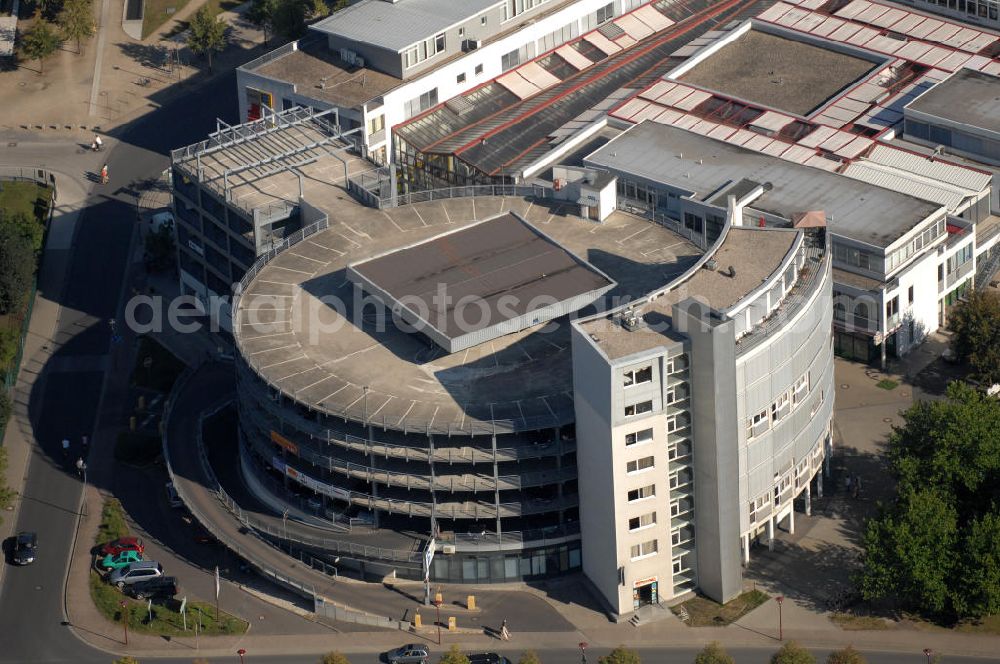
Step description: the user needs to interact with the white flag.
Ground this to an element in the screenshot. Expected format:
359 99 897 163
214 566 220 601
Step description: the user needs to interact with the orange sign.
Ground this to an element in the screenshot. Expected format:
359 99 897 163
270 431 299 456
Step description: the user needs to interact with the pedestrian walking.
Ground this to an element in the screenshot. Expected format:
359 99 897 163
100 164 109 184
91 135 103 152
500 619 510 641
854 475 862 498
844 472 852 492
75 457 84 477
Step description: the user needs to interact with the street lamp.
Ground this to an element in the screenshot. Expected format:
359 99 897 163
923 648 933 664
237 647 247 663
433 597 442 645
775 595 784 641
579 641 588 664
119 600 128 645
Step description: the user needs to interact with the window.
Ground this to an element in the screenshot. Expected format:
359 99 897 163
908 286 914 305
475 63 484 75
434 33 446 52
628 512 656 531
366 114 384 136
623 366 652 387
501 48 520 72
403 88 439 119
624 401 652 417
630 539 658 560
404 34 447 69
459 27 465 36
792 373 809 406
627 484 655 502
747 409 769 439
683 212 703 233
625 428 653 446
810 390 825 418
626 456 655 474
481 16 487 25
456 72 466 84
771 393 790 422
596 2 614 23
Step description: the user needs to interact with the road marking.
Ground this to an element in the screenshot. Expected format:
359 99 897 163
382 211 405 233
248 343 298 356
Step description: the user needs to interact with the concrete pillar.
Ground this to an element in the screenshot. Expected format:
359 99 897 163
767 516 775 551
788 503 795 535
816 470 823 498
805 483 812 517
742 533 750 566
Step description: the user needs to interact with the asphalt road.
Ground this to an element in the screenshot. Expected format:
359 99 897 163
0 73 238 664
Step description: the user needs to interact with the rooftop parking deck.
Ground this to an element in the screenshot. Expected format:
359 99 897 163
234 196 701 433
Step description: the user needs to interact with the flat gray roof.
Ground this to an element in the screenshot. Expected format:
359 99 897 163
348 212 614 348
679 28 882 116
578 227 799 360
311 0 498 52
585 121 942 248
905 68 1000 135
235 196 701 433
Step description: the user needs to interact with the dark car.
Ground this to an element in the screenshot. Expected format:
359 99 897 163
468 654 512 664
12 532 37 565
387 644 431 664
124 576 179 600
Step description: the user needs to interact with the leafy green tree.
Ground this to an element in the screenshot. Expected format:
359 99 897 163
694 642 735 664
319 653 351 664
826 646 867 664
143 218 175 273
0 223 36 315
246 0 277 44
3 211 45 254
438 645 470 664
859 381 1000 618
517 652 542 664
57 0 94 54
770 642 815 664
949 290 1000 385
0 328 18 372
271 0 328 40
187 7 227 71
598 646 641 664
20 14 64 74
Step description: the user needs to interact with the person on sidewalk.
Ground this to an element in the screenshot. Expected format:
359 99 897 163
91 135 103 152
100 164 108 184
500 619 510 641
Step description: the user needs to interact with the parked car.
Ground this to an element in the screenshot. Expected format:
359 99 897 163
468 655 512 664
387 644 431 664
109 561 164 588
99 536 145 557
124 576 178 600
101 549 143 570
12 532 37 565
165 482 183 508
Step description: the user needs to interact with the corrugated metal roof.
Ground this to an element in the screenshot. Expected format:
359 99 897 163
841 161 968 211
865 144 992 191
311 0 498 52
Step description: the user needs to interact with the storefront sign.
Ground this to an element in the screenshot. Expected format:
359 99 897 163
270 430 299 456
271 456 350 501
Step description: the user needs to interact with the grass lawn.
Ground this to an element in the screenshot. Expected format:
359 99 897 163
95 498 130 546
142 0 193 38
90 571 248 636
132 336 185 393
672 589 770 626
154 0 242 38
905 613 1000 636
114 430 162 465
0 181 50 223
876 378 899 390
830 612 894 630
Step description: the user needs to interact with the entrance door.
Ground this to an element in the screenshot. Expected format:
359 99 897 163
633 580 658 609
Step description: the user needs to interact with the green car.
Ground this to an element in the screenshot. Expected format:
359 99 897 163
101 549 143 570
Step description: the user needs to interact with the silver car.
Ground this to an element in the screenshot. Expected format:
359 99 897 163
108 561 163 588
387 644 431 663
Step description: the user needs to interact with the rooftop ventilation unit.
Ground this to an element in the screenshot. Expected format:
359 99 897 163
621 309 644 331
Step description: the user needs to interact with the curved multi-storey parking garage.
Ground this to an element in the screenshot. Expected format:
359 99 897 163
233 195 704 584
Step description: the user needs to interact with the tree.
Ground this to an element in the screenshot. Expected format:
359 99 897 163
826 646 867 664
20 14 63 74
187 7 227 71
57 0 95 54
859 381 1000 619
319 653 351 664
3 210 45 254
144 218 176 273
517 652 542 664
694 642 735 664
0 223 36 315
770 642 815 664
113 657 140 664
949 290 1000 385
246 0 277 44
270 0 328 41
438 645 470 664
598 646 641 664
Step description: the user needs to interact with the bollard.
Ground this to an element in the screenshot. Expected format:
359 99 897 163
467 595 476 611
414 613 422 629
435 592 443 605
448 616 456 631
